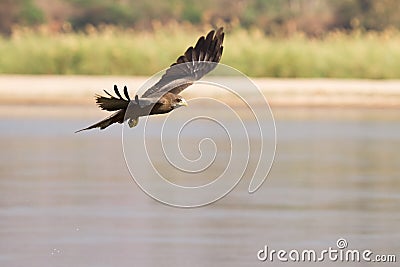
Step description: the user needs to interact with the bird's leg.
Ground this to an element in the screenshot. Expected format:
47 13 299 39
128 117 139 128
135 95 139 104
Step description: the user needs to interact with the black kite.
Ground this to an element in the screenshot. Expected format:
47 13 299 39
76 27 224 132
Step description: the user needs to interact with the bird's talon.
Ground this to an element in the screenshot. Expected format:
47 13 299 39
128 118 139 128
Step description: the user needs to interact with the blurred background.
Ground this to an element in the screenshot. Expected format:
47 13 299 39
0 0 400 77
0 1 399 266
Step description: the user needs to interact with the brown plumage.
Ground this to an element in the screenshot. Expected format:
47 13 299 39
76 27 224 133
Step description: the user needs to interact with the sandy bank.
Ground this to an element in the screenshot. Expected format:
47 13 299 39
1 75 400 108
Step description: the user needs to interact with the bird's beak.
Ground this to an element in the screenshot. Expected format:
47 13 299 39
179 99 188 107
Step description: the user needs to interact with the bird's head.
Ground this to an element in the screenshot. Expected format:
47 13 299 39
172 96 188 109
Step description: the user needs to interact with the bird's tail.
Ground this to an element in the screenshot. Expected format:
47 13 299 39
75 109 126 133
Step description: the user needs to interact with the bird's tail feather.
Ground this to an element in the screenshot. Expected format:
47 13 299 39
75 109 126 133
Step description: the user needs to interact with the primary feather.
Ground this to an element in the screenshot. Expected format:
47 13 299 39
141 27 224 98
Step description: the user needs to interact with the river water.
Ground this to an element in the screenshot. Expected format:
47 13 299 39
0 105 399 266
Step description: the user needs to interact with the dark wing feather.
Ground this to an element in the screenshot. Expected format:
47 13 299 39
141 27 224 98
96 85 130 111
76 85 135 132
123 86 130 101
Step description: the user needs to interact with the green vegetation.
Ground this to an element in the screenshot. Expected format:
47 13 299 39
1 26 399 78
1 1 399 78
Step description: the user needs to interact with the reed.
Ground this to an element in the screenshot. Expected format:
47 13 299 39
1 26 399 78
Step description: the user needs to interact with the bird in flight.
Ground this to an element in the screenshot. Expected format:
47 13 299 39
76 27 224 133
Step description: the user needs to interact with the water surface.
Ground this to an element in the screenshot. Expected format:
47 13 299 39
0 106 399 266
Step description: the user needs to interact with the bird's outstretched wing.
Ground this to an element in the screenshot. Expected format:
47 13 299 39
75 85 131 133
141 27 224 99
95 84 130 111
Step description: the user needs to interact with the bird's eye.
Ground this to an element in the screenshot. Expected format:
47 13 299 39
177 99 181 102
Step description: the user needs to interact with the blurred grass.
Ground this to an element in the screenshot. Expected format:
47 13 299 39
1 26 400 78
